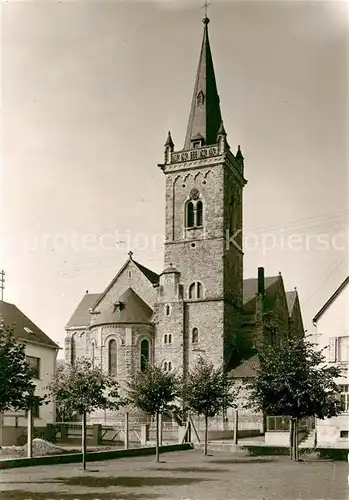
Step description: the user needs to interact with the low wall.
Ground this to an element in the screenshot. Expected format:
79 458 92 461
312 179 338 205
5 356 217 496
265 430 307 447
0 426 47 446
0 443 193 470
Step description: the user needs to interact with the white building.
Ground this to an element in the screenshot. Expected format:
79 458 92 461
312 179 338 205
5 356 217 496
312 276 349 448
0 300 59 445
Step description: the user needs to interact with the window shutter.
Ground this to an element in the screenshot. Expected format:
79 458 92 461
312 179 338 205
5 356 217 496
328 337 337 362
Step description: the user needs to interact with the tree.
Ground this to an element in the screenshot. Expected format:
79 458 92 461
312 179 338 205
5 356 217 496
125 364 179 462
0 325 40 412
47 358 120 470
247 335 342 460
183 356 239 455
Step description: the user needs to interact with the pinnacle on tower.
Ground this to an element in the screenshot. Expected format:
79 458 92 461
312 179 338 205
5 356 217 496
184 16 222 150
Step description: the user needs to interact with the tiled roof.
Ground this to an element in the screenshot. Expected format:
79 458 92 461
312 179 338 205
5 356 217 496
133 260 159 285
65 293 100 328
93 257 159 310
184 17 222 149
0 300 59 349
243 276 280 313
91 288 153 326
285 290 297 316
228 354 260 379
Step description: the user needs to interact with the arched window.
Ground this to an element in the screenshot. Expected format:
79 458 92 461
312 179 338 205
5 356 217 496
108 339 117 375
163 334 168 344
140 339 150 372
196 200 203 226
188 281 204 300
164 361 168 372
188 282 196 299
186 201 195 228
165 305 170 316
168 334 172 344
168 361 172 371
192 328 199 343
71 335 76 365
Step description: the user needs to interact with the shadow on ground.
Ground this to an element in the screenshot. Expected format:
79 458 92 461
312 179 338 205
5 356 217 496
55 475 213 488
0 492 157 500
149 466 229 473
210 458 276 464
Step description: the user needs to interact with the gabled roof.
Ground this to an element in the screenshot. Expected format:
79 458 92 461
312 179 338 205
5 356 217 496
184 16 222 149
133 260 159 285
91 288 153 327
228 354 260 379
242 276 280 313
92 256 159 310
312 276 349 324
66 293 100 329
0 300 59 349
285 290 298 316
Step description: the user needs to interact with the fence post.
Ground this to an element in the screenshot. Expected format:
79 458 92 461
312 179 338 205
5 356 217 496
92 424 101 446
124 412 129 450
234 409 238 445
141 424 149 446
61 423 68 442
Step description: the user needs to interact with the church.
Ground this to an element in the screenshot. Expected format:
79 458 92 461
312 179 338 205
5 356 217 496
65 16 304 394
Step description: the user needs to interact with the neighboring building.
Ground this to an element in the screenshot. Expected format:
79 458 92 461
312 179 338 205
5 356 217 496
64 16 305 421
0 300 59 445
312 276 349 447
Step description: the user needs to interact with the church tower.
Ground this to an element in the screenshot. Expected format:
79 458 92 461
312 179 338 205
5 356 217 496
155 16 247 376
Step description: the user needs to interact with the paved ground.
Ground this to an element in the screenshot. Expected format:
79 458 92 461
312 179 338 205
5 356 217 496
0 449 347 500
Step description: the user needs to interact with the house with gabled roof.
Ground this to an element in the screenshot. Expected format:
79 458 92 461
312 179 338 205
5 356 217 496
64 15 305 425
312 276 349 447
0 300 59 445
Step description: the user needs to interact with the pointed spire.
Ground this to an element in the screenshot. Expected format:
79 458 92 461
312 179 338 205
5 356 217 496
236 145 244 159
217 120 226 137
164 131 174 149
184 17 222 150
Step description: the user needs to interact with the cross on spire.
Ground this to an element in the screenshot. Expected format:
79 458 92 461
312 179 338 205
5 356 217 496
202 0 211 19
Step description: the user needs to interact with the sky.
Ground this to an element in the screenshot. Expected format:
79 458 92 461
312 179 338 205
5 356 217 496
1 0 348 356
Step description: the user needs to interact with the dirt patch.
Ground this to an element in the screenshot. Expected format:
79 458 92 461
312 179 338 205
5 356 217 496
0 438 77 459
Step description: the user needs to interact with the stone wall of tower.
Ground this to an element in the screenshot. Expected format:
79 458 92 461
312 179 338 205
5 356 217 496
164 164 225 298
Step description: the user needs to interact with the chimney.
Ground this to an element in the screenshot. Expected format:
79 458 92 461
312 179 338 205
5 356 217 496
258 267 265 297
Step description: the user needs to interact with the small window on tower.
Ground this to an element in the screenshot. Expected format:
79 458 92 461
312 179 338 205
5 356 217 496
168 334 172 344
197 282 203 299
189 282 196 299
163 334 168 344
168 361 172 371
164 361 168 372
196 200 203 226
165 305 170 316
186 201 195 228
192 328 199 343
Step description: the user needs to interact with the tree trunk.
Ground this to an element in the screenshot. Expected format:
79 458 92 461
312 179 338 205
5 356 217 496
294 418 299 461
289 418 294 460
27 407 33 459
155 412 160 463
204 413 208 456
82 411 87 470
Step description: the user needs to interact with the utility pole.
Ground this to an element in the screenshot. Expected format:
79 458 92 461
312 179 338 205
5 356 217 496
0 270 5 301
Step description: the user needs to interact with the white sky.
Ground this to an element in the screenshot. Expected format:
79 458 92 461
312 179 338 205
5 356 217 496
1 0 348 355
